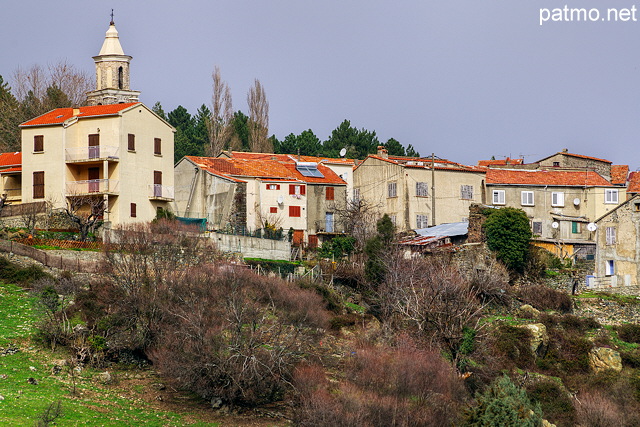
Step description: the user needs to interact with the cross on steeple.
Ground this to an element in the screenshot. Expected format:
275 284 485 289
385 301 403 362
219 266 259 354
110 9 114 25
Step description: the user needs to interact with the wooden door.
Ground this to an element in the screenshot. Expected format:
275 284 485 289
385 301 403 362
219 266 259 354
154 171 162 197
293 230 304 247
88 167 100 193
88 134 100 159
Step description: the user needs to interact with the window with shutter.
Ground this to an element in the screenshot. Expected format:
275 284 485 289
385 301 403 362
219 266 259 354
551 192 564 207
606 227 616 245
326 187 334 200
34 135 44 152
416 214 429 229
154 138 162 155
605 189 618 204
131 203 137 217
270 207 278 213
33 171 44 199
492 190 505 205
289 206 301 217
416 182 428 197
388 182 397 198
128 134 135 151
572 221 581 234
521 191 534 206
460 185 473 200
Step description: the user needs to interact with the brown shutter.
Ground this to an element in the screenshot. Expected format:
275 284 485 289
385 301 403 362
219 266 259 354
300 185 306 196
154 171 162 185
128 134 135 151
33 171 44 199
131 203 137 217
289 184 295 195
154 138 161 155
326 187 334 200
34 135 44 152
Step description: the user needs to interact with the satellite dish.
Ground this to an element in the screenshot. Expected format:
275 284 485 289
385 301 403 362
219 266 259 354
339 148 347 157
277 195 284 205
552 221 559 229
573 198 581 206
587 223 597 232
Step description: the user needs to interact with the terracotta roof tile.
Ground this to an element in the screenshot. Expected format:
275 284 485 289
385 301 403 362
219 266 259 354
611 165 629 185
0 152 21 168
477 157 524 166
486 169 613 187
20 103 139 127
186 156 346 185
0 167 21 174
227 151 355 165
628 171 640 193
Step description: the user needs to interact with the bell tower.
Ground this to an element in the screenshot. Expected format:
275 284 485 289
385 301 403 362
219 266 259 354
86 16 140 105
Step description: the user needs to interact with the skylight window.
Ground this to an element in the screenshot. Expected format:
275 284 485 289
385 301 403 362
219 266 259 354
296 162 324 178
55 115 64 118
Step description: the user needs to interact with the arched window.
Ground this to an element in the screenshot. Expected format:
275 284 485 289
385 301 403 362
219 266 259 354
118 66 123 89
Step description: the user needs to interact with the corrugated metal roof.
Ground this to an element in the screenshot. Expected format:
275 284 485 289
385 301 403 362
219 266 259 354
415 221 469 238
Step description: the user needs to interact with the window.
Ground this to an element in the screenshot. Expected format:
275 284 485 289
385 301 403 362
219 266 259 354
289 184 305 196
492 190 505 205
460 185 473 200
521 191 534 206
289 206 301 217
553 161 560 167
34 135 44 152
606 227 616 245
128 134 135 151
416 214 429 229
130 203 137 218
154 171 162 197
532 221 542 235
266 184 280 190
390 215 397 225
551 192 564 207
605 189 618 204
33 171 44 199
353 188 360 203
606 260 615 276
416 182 428 197
154 138 162 155
270 207 278 214
572 221 581 234
326 187 335 200
388 181 397 198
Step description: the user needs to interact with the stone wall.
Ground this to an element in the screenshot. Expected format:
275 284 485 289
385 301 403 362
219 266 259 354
209 232 291 261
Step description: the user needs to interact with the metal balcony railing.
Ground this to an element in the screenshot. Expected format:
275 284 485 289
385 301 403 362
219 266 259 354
148 184 174 200
66 179 119 195
314 220 346 234
65 146 120 162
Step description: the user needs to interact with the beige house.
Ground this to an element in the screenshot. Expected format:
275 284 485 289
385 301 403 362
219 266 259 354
18 20 175 226
174 156 347 247
593 194 640 289
353 148 486 231
0 152 22 203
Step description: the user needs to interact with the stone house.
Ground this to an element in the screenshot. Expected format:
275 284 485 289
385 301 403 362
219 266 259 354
593 194 640 288
18 20 175 226
535 149 613 181
173 155 347 247
353 148 486 232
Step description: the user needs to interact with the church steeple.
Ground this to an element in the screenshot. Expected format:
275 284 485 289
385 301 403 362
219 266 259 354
86 18 140 106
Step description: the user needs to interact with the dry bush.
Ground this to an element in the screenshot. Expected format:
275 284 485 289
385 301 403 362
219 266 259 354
464 257 510 305
149 266 328 407
576 392 628 427
517 284 573 313
293 339 466 427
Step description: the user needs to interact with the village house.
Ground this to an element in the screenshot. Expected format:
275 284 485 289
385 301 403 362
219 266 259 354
486 168 619 259
0 152 22 203
18 20 175 226
173 155 347 247
592 194 640 288
353 147 486 231
535 149 613 181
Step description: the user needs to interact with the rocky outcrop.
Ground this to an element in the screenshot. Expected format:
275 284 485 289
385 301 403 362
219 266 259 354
518 323 549 356
518 304 540 318
589 347 622 373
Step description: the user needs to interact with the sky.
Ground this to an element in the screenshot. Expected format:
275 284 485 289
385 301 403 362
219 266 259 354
2 1 640 168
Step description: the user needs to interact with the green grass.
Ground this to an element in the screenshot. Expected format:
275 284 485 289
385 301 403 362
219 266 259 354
0 282 220 426
577 291 640 305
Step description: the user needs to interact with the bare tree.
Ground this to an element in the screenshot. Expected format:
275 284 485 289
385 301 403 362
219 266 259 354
247 79 271 153
63 196 106 241
333 197 381 251
207 66 234 156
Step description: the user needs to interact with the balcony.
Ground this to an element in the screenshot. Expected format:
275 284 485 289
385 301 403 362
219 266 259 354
3 188 21 201
314 220 346 234
65 146 120 163
148 184 174 201
66 179 119 196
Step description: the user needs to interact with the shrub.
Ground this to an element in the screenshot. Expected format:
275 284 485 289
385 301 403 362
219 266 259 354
576 392 628 427
0 257 50 286
518 285 573 313
493 325 534 369
463 374 542 426
484 207 532 272
616 324 640 344
527 380 576 427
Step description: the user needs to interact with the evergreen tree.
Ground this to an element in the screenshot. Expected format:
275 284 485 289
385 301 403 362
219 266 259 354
192 104 210 156
323 119 379 159
484 207 532 272
152 102 168 121
0 75 21 151
229 111 250 151
168 105 196 163
405 144 421 158
364 214 396 285
275 129 323 156
384 138 405 156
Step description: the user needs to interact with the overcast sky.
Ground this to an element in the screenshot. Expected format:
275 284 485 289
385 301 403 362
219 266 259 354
2 1 639 167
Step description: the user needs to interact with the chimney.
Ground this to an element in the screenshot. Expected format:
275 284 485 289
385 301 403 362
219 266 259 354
562 148 568 153
377 145 388 159
72 108 80 116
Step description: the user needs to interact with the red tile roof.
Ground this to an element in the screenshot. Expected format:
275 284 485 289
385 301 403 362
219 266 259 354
226 151 355 165
361 155 482 174
186 156 346 185
628 171 640 193
486 169 613 187
611 165 629 185
0 167 21 174
477 157 524 167
537 151 612 164
0 152 21 168
20 103 139 127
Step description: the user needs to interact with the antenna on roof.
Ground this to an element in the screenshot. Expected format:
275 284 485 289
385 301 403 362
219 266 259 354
340 147 347 158
110 9 114 25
